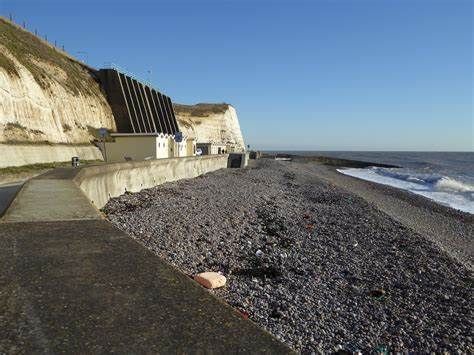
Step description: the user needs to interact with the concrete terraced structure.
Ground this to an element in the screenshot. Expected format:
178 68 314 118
98 69 179 135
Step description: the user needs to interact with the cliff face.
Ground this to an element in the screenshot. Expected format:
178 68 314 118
0 16 246 167
174 103 246 152
0 18 115 145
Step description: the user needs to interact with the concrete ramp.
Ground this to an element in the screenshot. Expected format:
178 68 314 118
1 179 101 223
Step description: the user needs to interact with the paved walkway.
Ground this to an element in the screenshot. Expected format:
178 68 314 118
0 182 22 217
0 167 290 353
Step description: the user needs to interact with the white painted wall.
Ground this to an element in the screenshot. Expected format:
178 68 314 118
105 136 197 162
211 144 227 155
175 140 188 157
155 136 169 159
186 139 196 156
105 136 156 162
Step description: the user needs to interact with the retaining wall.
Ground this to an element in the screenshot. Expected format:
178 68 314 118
74 154 229 208
0 144 102 167
228 152 249 168
98 69 179 135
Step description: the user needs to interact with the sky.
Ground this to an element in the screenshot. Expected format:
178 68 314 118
1 0 472 151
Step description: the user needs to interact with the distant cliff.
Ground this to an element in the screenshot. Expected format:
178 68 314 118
174 103 246 152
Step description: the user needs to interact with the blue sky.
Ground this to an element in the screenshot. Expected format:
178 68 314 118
2 0 472 151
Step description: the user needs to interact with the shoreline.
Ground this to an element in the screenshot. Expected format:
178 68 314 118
304 161 473 271
104 158 473 352
285 153 472 216
288 153 473 269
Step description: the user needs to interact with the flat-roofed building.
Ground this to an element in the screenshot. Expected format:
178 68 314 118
196 143 227 155
105 133 196 162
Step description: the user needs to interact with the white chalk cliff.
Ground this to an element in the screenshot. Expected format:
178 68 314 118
174 103 246 152
0 17 246 167
0 19 115 146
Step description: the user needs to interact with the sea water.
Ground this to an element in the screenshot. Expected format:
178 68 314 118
283 151 473 214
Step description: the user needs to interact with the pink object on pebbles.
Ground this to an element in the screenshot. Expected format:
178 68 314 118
194 272 227 289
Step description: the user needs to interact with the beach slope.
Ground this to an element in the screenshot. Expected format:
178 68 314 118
104 158 473 353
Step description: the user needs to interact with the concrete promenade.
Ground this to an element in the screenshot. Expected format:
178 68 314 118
0 159 290 353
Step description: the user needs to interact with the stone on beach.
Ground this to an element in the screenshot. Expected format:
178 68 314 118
194 272 227 289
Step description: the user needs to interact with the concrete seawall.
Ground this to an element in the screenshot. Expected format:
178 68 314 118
75 154 229 208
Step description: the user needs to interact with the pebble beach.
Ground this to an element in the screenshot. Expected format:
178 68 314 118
104 158 473 353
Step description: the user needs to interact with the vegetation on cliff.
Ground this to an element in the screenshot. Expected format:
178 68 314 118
0 16 115 149
0 17 100 96
174 103 230 117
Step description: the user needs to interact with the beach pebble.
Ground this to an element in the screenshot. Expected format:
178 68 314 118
369 288 386 298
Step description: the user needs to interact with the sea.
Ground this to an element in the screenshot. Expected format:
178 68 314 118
277 151 474 214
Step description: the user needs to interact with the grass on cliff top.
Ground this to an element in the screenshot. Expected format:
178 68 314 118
0 17 99 95
173 103 230 117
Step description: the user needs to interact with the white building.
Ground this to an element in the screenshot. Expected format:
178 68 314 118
104 133 196 162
